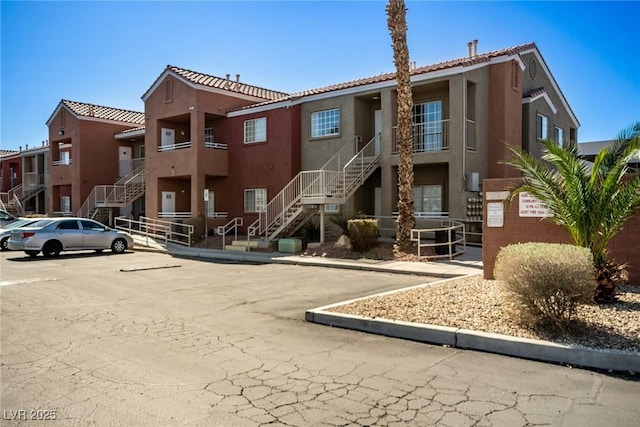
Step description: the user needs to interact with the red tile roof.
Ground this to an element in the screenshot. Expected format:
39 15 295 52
232 42 537 111
61 100 145 125
167 66 289 101
0 150 19 158
523 87 547 99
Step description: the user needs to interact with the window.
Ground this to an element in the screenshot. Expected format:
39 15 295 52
413 100 443 152
537 114 548 140
244 188 267 212
511 60 519 90
554 127 564 147
413 185 443 215
60 196 71 213
57 220 79 230
204 127 215 144
60 151 70 165
324 204 339 213
81 220 105 231
311 108 340 138
244 118 267 144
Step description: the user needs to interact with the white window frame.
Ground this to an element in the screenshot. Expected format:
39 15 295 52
537 113 549 140
60 196 71 213
204 127 215 144
244 188 267 213
60 151 70 165
244 117 267 144
311 108 340 138
554 126 564 147
324 204 340 213
413 100 444 152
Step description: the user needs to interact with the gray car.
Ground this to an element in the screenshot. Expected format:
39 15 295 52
7 217 134 258
0 218 43 250
0 209 18 227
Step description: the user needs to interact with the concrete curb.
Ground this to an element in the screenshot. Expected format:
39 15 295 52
305 277 640 373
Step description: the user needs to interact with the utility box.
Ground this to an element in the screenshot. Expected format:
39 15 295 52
278 238 302 254
465 172 480 192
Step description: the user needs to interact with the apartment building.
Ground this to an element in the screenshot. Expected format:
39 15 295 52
46 100 145 219
0 143 50 216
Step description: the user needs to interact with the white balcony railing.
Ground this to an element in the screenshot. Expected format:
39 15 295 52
392 120 450 153
158 211 192 219
52 158 73 166
204 141 228 150
206 211 229 218
158 142 192 152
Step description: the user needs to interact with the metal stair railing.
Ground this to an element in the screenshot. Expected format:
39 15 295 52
216 217 243 250
78 165 145 218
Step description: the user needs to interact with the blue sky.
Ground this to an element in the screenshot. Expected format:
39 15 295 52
1 1 639 152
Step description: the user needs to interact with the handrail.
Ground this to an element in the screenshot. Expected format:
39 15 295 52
52 159 73 166
320 135 362 171
204 141 228 150
114 216 194 247
217 217 243 250
158 141 191 152
411 219 466 260
392 119 450 153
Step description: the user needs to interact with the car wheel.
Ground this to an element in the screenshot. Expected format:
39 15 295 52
42 241 62 258
111 238 127 254
25 250 39 258
1 237 8 251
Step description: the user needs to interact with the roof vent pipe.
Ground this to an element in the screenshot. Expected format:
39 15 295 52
225 74 230 89
473 39 478 57
467 41 473 58
236 74 240 84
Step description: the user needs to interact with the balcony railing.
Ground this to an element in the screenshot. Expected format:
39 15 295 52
52 158 73 166
117 157 145 178
204 141 228 150
158 142 192 152
206 211 229 218
392 120 450 154
158 211 192 219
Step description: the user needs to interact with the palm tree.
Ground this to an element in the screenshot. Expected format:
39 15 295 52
503 122 640 302
386 0 415 247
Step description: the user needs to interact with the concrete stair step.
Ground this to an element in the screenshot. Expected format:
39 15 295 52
226 244 249 252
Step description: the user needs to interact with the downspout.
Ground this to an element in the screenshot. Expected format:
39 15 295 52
462 74 467 220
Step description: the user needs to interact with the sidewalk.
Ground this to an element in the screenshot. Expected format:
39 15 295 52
132 235 483 278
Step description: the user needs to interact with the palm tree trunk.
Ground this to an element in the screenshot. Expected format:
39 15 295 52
387 0 415 247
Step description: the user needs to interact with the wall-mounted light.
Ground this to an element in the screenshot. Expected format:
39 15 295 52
180 131 186 136
59 130 65 135
188 106 195 111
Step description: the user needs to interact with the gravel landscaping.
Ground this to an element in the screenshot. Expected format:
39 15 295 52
330 275 640 353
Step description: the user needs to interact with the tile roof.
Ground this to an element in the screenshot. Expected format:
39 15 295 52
61 100 145 125
523 87 547 99
233 42 538 111
168 66 290 101
0 150 19 158
117 126 145 134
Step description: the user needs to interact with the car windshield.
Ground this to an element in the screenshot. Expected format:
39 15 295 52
3 219 36 229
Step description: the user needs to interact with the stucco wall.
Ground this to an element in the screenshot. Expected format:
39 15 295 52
482 178 640 285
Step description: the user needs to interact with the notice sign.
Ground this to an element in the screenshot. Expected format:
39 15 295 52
487 202 504 227
519 193 552 217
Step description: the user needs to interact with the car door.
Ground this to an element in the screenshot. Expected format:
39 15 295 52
54 220 83 249
80 220 110 249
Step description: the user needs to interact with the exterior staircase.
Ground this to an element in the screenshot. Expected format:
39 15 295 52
78 163 145 222
243 134 380 248
0 174 47 216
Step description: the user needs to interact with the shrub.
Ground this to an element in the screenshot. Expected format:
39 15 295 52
300 218 321 243
330 213 352 237
494 243 596 331
347 219 379 252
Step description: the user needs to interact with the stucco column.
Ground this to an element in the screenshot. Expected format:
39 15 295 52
448 75 465 219
191 110 205 218
380 88 395 218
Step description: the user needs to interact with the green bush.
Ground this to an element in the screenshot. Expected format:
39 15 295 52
347 219 379 252
494 243 596 331
300 218 321 243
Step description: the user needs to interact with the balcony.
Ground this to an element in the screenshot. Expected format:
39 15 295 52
52 158 73 166
393 120 450 154
158 141 192 152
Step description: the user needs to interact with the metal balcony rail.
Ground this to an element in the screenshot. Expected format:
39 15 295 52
216 217 243 250
52 158 73 166
117 157 145 179
392 119 450 153
158 211 192 219
206 211 229 218
158 141 192 152
204 141 228 150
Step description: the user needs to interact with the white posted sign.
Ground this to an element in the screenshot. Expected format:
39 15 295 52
519 193 551 217
487 202 504 227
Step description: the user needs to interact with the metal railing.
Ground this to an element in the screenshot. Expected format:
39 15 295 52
52 158 73 166
117 157 145 179
204 141 228 150
78 166 145 218
320 135 362 171
410 219 465 260
392 120 450 153
158 211 192 219
158 141 192 152
114 216 194 247
216 217 243 250
206 212 229 218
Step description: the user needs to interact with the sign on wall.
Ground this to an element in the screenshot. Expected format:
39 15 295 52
487 202 504 227
519 193 552 217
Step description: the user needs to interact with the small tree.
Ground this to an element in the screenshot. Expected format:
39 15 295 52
503 122 640 302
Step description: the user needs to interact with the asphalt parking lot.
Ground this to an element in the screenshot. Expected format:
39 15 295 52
1 249 639 426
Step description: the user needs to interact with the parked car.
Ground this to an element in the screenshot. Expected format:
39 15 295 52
0 218 44 250
7 217 134 258
0 210 18 227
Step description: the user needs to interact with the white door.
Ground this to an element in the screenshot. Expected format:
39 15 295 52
374 110 382 156
161 128 175 148
162 191 175 215
374 187 382 217
206 190 215 217
119 146 132 177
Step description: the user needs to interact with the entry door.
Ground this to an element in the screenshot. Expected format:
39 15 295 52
374 110 382 155
119 146 132 177
162 191 175 214
206 190 215 217
161 128 175 148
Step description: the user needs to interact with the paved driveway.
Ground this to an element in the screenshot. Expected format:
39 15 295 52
1 250 638 426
